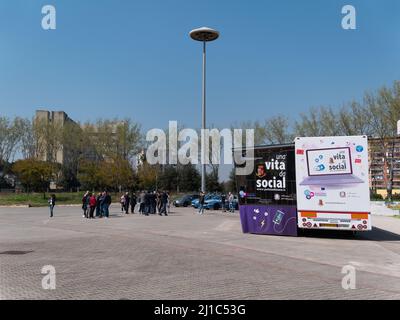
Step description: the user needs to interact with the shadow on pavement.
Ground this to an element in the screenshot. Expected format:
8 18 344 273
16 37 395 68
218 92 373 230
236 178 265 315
299 227 400 242
358 227 400 242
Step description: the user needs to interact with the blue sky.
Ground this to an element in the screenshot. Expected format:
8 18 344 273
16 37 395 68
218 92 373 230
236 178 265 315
0 0 399 132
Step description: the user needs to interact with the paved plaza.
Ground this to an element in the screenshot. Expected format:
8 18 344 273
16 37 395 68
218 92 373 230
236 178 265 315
0 205 400 300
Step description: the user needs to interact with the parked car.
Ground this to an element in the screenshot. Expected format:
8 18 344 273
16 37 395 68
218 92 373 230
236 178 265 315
204 195 222 210
173 194 199 207
191 194 215 208
203 195 239 210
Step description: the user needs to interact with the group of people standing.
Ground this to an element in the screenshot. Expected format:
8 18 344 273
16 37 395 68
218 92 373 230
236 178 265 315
48 190 234 218
80 190 170 219
119 192 137 214
82 191 112 219
137 190 170 216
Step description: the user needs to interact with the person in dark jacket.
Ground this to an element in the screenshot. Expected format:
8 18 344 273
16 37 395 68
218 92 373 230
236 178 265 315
82 191 90 218
139 191 146 214
159 191 168 216
221 194 226 212
198 191 205 215
156 191 162 214
130 192 137 213
99 192 106 218
96 192 102 217
48 194 56 218
123 192 130 214
103 191 112 218
150 191 157 214
144 191 150 216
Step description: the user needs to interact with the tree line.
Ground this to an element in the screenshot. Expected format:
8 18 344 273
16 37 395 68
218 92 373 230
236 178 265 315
0 116 222 193
1 80 399 194
232 81 400 145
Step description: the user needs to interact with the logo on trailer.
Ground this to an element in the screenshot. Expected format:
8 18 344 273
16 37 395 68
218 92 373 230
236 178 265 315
304 190 315 200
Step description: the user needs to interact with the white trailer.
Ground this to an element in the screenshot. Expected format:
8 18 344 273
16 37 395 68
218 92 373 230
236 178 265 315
295 136 371 232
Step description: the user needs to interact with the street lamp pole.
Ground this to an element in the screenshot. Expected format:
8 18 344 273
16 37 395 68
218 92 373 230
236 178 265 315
202 40 206 194
190 27 219 193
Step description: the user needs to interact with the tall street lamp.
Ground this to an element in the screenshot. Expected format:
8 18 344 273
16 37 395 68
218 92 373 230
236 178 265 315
189 27 219 193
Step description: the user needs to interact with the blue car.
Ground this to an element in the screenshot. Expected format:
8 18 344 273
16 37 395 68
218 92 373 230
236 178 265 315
191 194 215 208
204 196 222 210
204 195 239 210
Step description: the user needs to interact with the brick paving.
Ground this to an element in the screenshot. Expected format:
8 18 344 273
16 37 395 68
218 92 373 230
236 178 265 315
0 205 399 300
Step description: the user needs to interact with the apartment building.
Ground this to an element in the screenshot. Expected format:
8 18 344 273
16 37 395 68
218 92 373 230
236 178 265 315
368 136 400 197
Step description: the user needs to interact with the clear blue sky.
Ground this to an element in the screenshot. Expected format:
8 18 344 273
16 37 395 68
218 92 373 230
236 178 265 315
0 0 399 132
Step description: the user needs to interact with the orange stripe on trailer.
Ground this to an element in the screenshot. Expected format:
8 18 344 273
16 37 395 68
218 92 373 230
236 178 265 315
300 211 317 218
351 213 369 220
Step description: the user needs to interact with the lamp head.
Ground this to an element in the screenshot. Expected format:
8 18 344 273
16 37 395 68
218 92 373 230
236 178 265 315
189 27 219 42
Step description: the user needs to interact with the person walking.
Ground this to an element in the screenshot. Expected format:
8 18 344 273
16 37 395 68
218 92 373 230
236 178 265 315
130 192 137 214
198 191 205 215
159 191 168 216
89 193 97 219
82 191 89 218
221 194 226 212
48 194 56 218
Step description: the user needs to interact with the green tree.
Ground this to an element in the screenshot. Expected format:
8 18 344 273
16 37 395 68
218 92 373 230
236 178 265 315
77 160 103 191
206 169 222 192
12 160 59 193
178 164 200 192
158 165 178 191
225 167 237 193
102 157 136 191
137 162 158 190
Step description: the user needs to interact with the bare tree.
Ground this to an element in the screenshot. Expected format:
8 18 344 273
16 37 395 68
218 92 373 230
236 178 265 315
338 101 371 136
17 118 36 159
295 106 341 137
264 115 293 144
230 120 268 146
365 86 398 201
85 119 142 161
33 117 63 163
0 116 24 164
